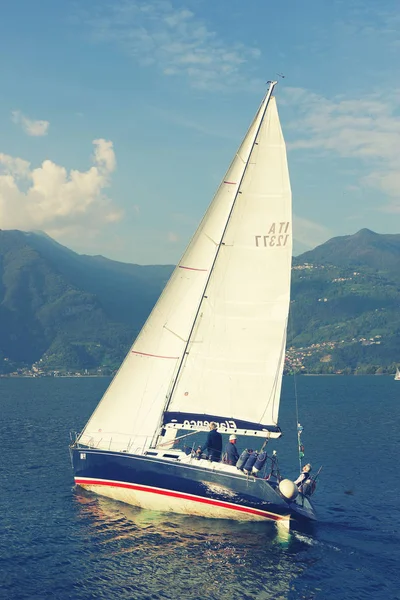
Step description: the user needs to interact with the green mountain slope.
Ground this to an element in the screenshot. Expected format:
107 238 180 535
298 228 400 279
288 229 400 374
0 230 173 373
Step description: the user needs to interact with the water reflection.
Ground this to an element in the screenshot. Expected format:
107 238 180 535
73 490 312 600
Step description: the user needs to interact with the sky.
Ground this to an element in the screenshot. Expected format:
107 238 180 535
1 0 400 264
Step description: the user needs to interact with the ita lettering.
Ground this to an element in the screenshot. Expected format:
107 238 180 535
255 222 290 247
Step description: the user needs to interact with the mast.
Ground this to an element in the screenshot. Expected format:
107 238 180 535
153 81 278 445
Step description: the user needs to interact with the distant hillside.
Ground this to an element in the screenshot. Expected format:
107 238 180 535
0 230 173 373
289 229 400 374
298 229 400 280
0 228 399 375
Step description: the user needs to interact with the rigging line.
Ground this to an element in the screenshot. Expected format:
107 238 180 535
259 324 287 425
288 303 302 472
152 81 278 444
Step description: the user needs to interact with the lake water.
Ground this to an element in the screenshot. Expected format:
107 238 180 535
1 376 399 600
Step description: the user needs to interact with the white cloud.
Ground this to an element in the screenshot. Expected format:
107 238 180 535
284 87 400 210
0 153 31 178
0 139 123 240
88 0 261 90
93 138 116 172
337 5 400 48
11 110 50 136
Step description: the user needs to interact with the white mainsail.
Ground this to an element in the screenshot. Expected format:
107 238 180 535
165 95 292 435
78 84 291 452
395 367 400 381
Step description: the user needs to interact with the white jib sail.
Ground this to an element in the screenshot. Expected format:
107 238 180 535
78 86 291 452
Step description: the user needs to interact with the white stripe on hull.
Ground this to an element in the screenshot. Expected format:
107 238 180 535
76 479 290 525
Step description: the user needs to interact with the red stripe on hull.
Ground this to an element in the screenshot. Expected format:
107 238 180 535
75 478 287 522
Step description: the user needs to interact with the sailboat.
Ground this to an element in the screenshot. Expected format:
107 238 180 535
395 368 400 381
70 81 317 527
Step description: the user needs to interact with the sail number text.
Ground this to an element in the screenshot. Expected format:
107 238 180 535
255 222 290 248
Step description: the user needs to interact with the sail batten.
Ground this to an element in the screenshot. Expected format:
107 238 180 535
78 84 291 452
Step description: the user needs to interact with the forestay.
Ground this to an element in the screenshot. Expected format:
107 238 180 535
77 85 291 452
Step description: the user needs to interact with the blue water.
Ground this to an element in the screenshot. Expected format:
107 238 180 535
1 376 399 600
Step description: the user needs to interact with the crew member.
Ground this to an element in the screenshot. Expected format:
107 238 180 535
196 422 222 461
224 434 239 465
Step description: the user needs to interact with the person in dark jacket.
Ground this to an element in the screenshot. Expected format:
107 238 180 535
224 434 240 465
197 422 222 461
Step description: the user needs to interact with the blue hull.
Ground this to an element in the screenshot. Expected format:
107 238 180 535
70 446 316 524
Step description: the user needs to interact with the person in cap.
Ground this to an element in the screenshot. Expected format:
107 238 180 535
224 434 240 466
196 422 222 462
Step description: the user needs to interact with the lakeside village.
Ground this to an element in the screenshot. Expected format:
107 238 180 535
0 335 387 378
285 337 384 375
0 361 116 378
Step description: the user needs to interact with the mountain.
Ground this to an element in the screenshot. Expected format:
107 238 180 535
288 229 400 374
0 230 173 373
298 229 400 280
0 228 399 375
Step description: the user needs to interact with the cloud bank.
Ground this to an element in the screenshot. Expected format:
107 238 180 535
11 110 50 136
88 0 261 90
284 87 400 210
0 139 122 241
